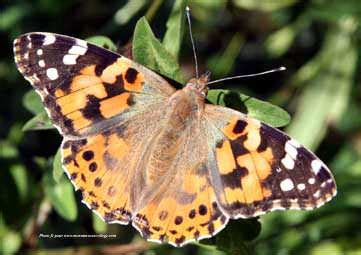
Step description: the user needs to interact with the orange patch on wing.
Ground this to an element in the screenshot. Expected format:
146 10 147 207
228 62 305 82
62 133 133 224
106 134 129 159
216 140 237 174
237 153 264 203
99 93 130 118
260 147 274 162
69 75 102 92
251 151 272 180
243 126 261 151
100 58 128 83
80 65 96 76
224 187 246 203
124 71 144 92
57 83 107 115
66 111 92 131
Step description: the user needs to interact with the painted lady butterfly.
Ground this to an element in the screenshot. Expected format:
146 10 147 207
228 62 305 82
13 32 336 247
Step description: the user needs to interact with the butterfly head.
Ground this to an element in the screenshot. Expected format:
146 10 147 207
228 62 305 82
185 71 211 97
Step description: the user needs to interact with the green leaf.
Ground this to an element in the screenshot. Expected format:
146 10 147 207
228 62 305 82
22 90 44 115
86 36 117 52
43 171 77 221
162 0 187 59
233 0 298 11
0 140 18 158
207 89 291 127
0 230 22 254
9 164 28 202
52 148 64 183
114 0 148 25
22 112 54 131
133 17 185 84
92 213 107 233
0 5 26 31
215 219 261 254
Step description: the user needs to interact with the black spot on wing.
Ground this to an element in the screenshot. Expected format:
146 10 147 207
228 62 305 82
104 74 125 97
232 119 247 134
81 95 104 120
124 68 138 83
220 166 248 189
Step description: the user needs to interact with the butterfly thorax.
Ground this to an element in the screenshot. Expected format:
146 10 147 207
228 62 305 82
140 79 207 190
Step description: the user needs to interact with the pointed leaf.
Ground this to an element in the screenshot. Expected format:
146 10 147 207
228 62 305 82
22 112 54 131
207 89 291 127
163 0 187 58
133 17 185 84
43 171 77 221
52 148 64 183
22 90 43 115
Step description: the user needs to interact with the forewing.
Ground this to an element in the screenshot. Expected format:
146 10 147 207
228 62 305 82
204 104 337 218
13 32 175 137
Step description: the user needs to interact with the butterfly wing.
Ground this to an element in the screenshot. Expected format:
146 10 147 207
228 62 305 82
132 117 229 246
13 32 175 137
204 104 337 218
14 32 177 224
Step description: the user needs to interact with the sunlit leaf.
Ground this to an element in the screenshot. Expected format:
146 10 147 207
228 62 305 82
0 230 22 254
9 164 28 202
52 148 64 183
133 17 185 83
114 0 148 25
233 0 298 11
286 18 358 149
207 89 291 127
92 213 107 233
86 36 117 52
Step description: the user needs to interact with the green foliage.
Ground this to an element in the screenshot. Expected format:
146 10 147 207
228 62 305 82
207 89 291 127
1 0 361 254
133 17 185 83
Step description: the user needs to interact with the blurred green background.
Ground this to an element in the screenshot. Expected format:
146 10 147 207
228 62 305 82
1 0 361 254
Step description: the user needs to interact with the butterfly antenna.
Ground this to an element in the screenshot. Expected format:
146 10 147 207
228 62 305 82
186 6 199 79
206 66 286 85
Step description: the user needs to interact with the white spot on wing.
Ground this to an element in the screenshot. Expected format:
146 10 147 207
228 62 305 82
69 45 87 55
37 49 43 55
280 178 294 192
311 159 322 174
46 68 59 80
76 39 88 48
297 183 305 190
63 54 78 65
281 154 295 169
43 35 56 45
38 60 45 67
308 178 316 184
313 190 320 198
285 141 298 159
289 139 300 148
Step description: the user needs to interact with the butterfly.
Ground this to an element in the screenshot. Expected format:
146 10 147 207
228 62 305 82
13 32 337 247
